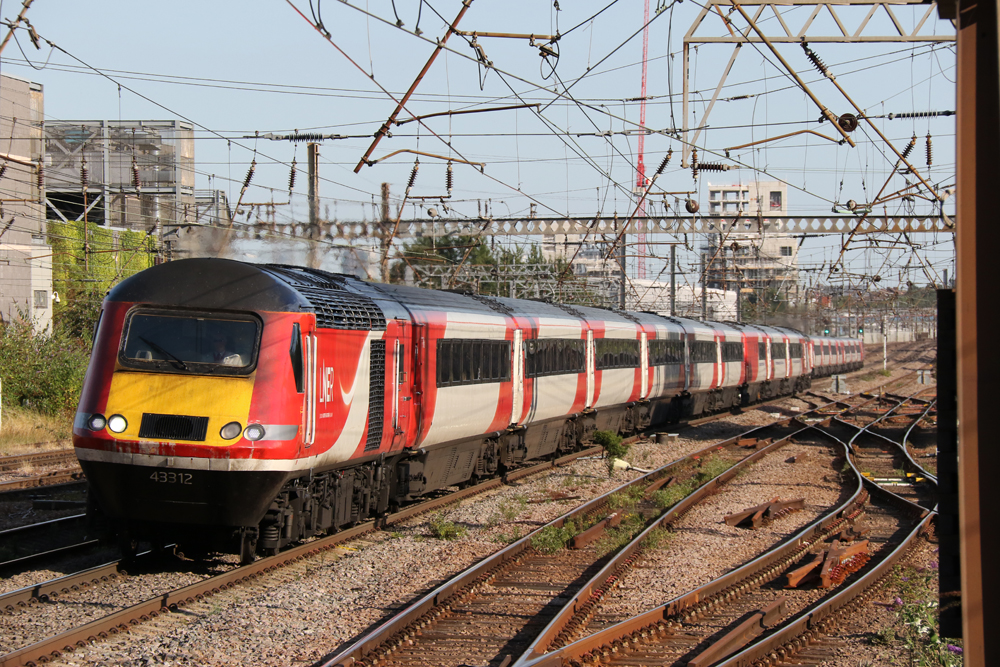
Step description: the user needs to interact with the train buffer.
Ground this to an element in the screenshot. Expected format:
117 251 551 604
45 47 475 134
724 497 805 529
785 539 871 588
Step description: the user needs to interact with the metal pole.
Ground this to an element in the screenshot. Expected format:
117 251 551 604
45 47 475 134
380 183 390 283
308 143 319 227
618 229 626 310
307 143 320 269
669 244 676 316
955 0 1000 659
701 252 707 321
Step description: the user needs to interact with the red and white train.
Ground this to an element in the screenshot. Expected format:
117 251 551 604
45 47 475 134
73 259 863 560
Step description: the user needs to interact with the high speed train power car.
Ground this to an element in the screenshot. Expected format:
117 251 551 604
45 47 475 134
73 258 863 561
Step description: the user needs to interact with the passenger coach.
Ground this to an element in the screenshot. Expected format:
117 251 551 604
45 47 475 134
73 259 862 561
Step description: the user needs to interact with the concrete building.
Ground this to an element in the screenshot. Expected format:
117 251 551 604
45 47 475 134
0 74 49 329
703 180 800 301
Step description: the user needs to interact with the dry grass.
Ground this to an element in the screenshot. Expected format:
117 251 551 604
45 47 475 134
0 405 72 456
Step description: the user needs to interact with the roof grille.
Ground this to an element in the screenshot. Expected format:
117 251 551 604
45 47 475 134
264 265 386 331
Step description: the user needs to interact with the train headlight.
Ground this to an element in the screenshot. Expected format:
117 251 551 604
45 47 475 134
107 414 128 433
243 424 266 441
220 421 242 440
87 414 107 431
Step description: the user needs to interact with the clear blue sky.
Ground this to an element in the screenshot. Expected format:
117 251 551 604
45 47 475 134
2 0 957 290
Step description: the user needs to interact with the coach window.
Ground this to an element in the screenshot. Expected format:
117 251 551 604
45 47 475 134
771 342 785 360
721 341 742 362
595 338 640 370
690 340 717 364
648 339 684 366
437 339 512 387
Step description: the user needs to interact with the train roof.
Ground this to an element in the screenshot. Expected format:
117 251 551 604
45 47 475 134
106 258 313 312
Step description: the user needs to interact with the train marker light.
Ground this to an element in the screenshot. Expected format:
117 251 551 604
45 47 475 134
107 415 128 433
87 414 107 431
220 422 242 440
243 424 266 441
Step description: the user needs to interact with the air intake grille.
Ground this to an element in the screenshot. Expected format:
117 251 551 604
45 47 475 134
264 264 386 331
297 287 387 331
139 413 209 441
364 340 386 451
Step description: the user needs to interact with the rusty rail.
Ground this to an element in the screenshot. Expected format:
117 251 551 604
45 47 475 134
0 445 602 667
517 392 927 667
319 392 880 667
0 448 75 472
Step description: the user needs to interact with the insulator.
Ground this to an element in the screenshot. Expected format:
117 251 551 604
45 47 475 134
925 134 933 167
36 163 43 191
405 159 419 195
691 148 699 179
0 162 8 181
291 133 325 142
801 42 830 77
887 110 954 120
241 160 256 194
445 161 453 195
131 160 142 193
80 158 89 191
901 135 916 160
656 149 672 175
288 158 297 193
697 162 729 172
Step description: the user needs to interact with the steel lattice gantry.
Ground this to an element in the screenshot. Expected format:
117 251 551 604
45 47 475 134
681 0 956 166
209 213 954 243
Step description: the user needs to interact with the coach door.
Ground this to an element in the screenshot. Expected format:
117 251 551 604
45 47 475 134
640 332 649 398
511 329 524 425
586 330 595 407
411 323 427 446
392 323 413 448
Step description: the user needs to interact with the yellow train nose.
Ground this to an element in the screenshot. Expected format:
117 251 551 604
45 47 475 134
104 370 255 445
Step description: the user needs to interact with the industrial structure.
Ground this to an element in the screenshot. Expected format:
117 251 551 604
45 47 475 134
44 120 194 232
0 73 48 330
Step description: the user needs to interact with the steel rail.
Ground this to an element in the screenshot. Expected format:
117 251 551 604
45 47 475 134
0 471 84 493
0 378 924 666
0 448 75 473
318 390 902 667
514 392 913 665
0 446 602 667
519 392 928 667
711 433 936 666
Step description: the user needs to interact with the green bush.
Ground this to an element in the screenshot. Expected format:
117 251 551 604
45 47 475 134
428 513 466 540
0 319 91 417
595 430 630 477
530 524 577 554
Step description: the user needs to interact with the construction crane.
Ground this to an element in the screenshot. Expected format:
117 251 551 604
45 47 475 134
636 0 650 280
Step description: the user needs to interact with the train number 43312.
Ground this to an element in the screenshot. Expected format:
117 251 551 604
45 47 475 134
149 471 193 484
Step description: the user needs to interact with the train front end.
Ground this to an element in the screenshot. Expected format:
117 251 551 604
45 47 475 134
72 259 312 553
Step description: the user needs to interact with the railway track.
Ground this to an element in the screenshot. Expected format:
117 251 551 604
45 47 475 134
317 388 917 667
0 448 75 474
0 375 927 667
509 390 936 667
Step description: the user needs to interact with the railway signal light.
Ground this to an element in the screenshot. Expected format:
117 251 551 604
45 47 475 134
824 328 830 335
858 327 864 334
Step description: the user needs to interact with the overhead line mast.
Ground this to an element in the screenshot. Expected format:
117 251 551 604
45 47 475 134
636 0 650 280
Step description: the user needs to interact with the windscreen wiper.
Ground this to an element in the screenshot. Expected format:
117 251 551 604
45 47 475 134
138 336 188 370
